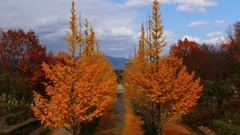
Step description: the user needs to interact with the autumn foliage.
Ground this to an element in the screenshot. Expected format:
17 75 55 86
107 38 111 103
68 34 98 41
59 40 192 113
170 35 236 109
0 29 52 101
31 1 117 134
223 21 240 61
170 38 202 73
123 0 202 135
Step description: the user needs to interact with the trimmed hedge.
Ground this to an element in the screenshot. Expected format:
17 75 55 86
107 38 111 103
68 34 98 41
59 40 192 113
209 119 240 135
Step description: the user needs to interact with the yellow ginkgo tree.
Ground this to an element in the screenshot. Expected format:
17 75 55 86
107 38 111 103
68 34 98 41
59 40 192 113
123 0 202 135
31 1 117 135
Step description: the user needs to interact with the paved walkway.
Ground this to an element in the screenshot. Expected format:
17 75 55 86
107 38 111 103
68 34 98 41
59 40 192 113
93 85 126 135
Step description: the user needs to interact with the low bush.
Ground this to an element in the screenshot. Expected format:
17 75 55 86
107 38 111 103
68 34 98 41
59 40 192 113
183 107 211 128
182 106 224 129
224 111 240 125
209 119 240 135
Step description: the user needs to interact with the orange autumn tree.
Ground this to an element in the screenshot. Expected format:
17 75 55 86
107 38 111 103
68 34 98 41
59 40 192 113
31 1 117 135
124 0 202 135
123 23 146 135
124 23 149 116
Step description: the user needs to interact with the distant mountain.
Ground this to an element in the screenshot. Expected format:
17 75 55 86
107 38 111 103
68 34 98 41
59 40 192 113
75 56 128 70
106 56 128 70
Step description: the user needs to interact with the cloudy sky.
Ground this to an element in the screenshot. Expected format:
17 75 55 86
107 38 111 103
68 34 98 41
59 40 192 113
0 0 239 58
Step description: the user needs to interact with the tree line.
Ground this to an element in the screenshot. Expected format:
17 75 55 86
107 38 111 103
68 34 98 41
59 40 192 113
123 1 202 135
170 21 240 108
1 1 117 134
123 1 240 134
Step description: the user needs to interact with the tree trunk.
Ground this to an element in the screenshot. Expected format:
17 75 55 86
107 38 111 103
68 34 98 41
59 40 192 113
72 126 78 135
157 125 162 135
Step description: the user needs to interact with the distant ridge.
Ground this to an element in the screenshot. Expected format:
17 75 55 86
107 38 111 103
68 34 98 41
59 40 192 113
75 56 128 70
106 56 128 70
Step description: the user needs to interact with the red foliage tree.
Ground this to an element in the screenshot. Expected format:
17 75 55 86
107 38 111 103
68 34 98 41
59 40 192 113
170 38 202 74
0 29 53 101
223 21 240 62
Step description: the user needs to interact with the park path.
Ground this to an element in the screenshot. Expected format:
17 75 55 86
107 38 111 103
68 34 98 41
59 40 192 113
93 85 126 135
95 84 199 135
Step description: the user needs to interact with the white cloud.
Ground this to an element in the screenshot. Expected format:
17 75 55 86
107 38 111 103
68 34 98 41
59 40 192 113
173 0 217 12
181 35 226 45
181 35 200 43
177 4 206 12
119 0 171 8
120 0 152 8
187 21 210 27
173 0 217 7
111 27 135 36
202 36 226 44
179 33 228 47
159 0 172 4
215 20 226 27
206 31 223 37
0 0 144 58
177 4 191 12
164 30 175 43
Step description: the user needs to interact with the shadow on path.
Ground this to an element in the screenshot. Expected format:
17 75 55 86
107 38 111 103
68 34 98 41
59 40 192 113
94 92 126 135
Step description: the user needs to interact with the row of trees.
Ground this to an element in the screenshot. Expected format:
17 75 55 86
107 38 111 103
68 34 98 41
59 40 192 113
124 0 240 134
123 1 202 135
32 1 117 134
0 1 117 135
170 21 240 108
